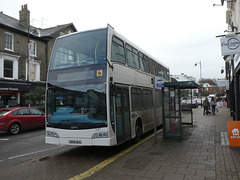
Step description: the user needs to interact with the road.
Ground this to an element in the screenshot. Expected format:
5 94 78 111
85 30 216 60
0 128 71 168
0 128 133 180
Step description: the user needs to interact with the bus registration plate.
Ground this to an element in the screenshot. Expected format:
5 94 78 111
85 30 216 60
69 140 82 144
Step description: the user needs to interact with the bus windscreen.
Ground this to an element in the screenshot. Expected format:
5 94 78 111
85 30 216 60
50 29 107 70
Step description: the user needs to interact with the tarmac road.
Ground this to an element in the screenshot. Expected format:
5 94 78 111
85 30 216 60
0 128 138 180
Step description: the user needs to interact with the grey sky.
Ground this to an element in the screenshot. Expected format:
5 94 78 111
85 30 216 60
1 0 227 80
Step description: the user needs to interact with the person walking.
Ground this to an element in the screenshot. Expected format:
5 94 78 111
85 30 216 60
203 97 210 115
210 97 217 115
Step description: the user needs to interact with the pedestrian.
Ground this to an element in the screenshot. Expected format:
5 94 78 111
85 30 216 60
210 97 217 115
203 97 210 115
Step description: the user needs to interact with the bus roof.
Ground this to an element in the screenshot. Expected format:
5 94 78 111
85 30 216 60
55 25 169 70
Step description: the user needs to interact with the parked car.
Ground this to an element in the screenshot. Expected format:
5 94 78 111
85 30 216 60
182 98 198 108
197 97 205 107
187 98 198 108
0 107 45 135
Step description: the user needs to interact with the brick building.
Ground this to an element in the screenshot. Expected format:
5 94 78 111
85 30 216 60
0 4 77 108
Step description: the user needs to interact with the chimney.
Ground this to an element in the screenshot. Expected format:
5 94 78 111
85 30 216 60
19 4 30 27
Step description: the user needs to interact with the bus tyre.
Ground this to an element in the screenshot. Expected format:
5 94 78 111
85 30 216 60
134 122 142 143
8 123 21 135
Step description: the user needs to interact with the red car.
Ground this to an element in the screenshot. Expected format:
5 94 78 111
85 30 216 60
0 107 45 135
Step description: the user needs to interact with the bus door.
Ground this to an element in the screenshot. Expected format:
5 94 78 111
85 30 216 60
115 87 131 144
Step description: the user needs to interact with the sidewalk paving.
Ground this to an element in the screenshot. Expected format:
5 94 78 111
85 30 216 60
87 107 240 180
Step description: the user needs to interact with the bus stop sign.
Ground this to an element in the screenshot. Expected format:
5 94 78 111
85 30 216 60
155 77 164 88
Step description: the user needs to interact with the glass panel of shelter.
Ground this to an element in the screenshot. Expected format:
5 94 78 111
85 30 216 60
163 87 182 139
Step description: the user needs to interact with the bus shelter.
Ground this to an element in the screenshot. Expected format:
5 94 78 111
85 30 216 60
162 81 201 139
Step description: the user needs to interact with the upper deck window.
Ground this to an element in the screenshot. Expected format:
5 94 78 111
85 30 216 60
111 36 125 64
126 44 139 69
50 29 107 70
149 59 157 75
157 64 164 77
139 52 149 73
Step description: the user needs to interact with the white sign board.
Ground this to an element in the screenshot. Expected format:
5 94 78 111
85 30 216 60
220 35 240 56
155 77 164 88
217 79 229 90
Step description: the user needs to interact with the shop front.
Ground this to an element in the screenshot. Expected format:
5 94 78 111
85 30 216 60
0 80 31 108
233 55 240 120
220 35 240 121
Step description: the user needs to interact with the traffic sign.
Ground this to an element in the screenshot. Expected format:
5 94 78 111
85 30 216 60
155 77 164 88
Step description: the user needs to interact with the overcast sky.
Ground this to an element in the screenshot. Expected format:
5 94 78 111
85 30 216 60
1 0 227 81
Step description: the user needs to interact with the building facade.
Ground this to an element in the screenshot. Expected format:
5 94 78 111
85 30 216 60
224 0 240 120
0 4 77 108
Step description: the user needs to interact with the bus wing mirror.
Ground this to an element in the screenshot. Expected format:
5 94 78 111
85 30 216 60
110 84 117 96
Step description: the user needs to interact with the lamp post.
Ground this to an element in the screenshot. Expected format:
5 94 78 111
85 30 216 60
195 61 203 107
194 61 202 84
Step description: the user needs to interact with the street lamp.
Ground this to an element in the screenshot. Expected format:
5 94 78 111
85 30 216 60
194 61 202 84
195 61 203 107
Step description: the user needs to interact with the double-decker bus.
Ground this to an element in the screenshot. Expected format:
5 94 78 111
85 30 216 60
45 25 170 146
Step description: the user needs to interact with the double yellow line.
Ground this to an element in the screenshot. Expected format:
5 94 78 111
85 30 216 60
69 129 162 180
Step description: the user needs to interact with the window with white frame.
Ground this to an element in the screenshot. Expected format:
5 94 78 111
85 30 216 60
0 53 19 79
26 60 40 81
29 40 37 57
4 60 13 78
4 32 14 51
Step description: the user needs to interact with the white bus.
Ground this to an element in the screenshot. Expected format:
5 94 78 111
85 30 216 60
45 25 170 146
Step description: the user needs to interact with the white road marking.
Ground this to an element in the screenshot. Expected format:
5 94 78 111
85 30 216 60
8 146 60 160
0 160 4 163
225 137 229 145
0 138 9 141
221 132 229 146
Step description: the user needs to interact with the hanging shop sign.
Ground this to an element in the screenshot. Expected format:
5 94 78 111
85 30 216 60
217 79 229 90
227 121 240 149
220 35 240 56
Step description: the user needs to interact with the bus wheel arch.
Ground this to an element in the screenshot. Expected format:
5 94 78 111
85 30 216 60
134 118 143 143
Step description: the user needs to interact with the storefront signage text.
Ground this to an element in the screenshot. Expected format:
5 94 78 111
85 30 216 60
0 87 19 91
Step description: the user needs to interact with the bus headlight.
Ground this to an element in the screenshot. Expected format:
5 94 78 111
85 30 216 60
92 132 108 139
46 131 59 138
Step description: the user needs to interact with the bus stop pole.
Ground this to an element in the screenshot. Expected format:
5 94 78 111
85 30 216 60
153 77 157 143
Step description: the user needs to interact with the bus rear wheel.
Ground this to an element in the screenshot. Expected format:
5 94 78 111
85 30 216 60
134 122 142 143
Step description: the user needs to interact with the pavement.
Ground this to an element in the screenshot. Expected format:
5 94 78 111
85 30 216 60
84 107 240 180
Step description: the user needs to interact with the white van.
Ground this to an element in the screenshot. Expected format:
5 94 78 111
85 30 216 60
208 94 216 101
